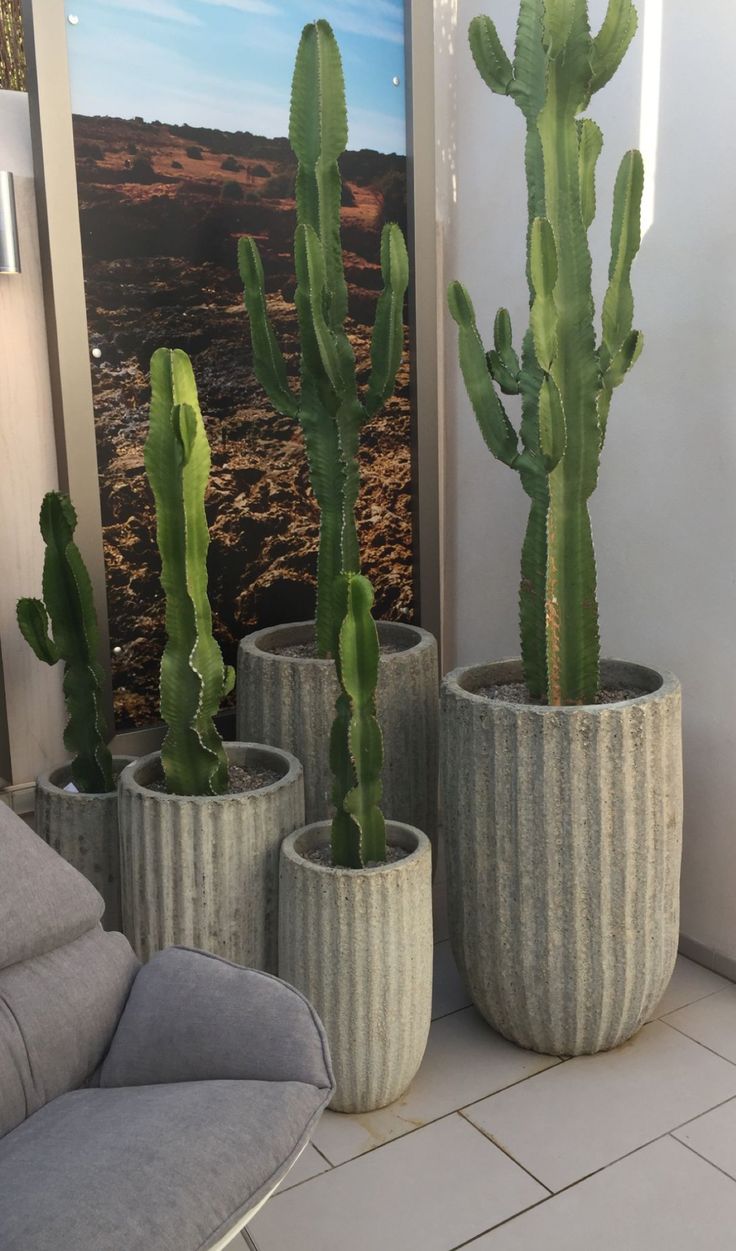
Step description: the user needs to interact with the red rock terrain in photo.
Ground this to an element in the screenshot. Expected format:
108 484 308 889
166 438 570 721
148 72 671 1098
73 115 415 729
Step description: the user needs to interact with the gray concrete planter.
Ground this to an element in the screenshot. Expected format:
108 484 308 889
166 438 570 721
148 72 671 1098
237 620 439 838
118 742 304 970
441 659 683 1057
279 821 433 1113
35 757 133 933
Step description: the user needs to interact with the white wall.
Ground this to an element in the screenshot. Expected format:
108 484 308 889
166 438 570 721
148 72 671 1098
0 89 66 789
439 0 736 964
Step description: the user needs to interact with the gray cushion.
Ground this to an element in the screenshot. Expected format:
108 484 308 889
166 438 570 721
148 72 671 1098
101 947 333 1092
0 1079 329 1251
0 804 103 970
0 926 138 1137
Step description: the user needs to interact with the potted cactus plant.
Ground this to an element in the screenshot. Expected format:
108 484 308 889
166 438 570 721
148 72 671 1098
443 0 682 1056
118 348 304 971
279 571 433 1113
17 491 132 931
237 19 438 838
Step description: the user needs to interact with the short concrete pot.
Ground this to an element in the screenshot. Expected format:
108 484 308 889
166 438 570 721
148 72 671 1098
279 820 433 1113
35 757 133 933
441 659 683 1057
118 742 304 970
237 620 439 838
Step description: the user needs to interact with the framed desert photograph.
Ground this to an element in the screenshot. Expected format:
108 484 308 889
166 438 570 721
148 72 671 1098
22 0 441 744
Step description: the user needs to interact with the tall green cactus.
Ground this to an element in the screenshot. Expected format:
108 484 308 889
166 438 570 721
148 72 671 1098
449 0 643 705
239 18 409 659
329 572 385 867
145 348 235 795
17 492 114 793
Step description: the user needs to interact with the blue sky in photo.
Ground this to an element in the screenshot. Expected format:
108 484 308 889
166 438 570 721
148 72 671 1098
65 0 407 153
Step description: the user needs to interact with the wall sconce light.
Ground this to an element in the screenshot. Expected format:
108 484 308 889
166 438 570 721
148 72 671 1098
0 172 21 275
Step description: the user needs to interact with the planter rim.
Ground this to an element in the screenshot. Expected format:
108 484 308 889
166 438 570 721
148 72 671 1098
37 755 134 799
240 618 435 666
119 741 302 801
442 657 680 712
281 819 431 877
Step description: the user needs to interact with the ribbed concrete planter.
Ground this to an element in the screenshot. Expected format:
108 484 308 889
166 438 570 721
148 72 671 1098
118 742 303 970
237 620 438 837
35 757 133 933
279 821 433 1113
441 659 683 1057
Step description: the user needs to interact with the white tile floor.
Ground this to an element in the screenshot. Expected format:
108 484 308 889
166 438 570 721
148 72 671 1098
242 912 736 1251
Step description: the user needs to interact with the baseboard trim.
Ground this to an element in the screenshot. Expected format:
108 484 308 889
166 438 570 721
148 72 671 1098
679 933 736 985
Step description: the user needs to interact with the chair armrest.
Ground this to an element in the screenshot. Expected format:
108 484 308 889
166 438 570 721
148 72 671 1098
99 946 333 1093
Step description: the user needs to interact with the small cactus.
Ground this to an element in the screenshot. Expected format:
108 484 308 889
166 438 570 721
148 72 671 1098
329 572 385 867
239 18 409 659
17 492 114 793
145 348 235 795
449 0 643 705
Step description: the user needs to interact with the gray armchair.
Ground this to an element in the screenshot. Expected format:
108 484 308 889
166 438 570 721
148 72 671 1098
0 802 334 1251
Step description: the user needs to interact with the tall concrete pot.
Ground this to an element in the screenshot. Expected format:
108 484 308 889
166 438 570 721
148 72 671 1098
441 659 683 1057
279 821 433 1113
237 620 439 839
118 742 304 970
35 757 133 932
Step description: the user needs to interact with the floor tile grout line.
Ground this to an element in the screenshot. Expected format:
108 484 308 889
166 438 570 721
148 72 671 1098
456 1108 553 1194
446 1191 554 1251
446 1132 736 1251
316 1055 563 1170
670 1131 736 1187
658 1016 736 1067
248 1091 736 1249
658 984 735 1018
668 1091 736 1136
308 1141 334 1170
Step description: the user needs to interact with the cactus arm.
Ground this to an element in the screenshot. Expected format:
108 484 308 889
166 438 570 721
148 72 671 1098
469 15 513 95
601 149 644 368
577 118 604 230
17 598 59 664
598 326 643 445
542 0 575 57
365 223 409 418
295 223 360 404
289 19 348 329
448 281 520 467
487 308 521 395
590 0 638 96
332 573 385 867
146 349 230 796
539 375 566 471
529 217 559 371
511 0 546 120
238 237 298 419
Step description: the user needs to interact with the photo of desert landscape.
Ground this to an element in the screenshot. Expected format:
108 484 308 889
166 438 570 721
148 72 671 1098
65 0 414 729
